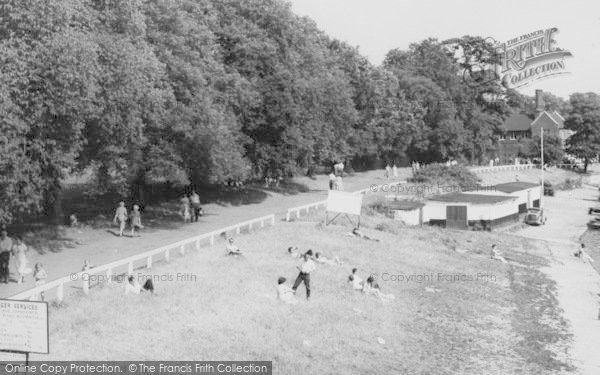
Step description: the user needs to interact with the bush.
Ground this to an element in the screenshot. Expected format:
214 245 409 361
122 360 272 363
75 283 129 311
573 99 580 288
410 164 480 190
556 177 582 190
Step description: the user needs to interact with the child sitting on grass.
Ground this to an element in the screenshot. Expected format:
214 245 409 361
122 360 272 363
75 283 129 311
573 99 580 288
363 276 395 302
276 277 297 305
348 268 364 291
226 238 243 256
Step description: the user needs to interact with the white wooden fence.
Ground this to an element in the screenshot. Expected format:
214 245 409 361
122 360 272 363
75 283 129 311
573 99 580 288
9 214 276 302
470 164 537 174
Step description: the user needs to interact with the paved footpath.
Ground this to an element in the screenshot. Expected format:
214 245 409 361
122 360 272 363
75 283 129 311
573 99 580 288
0 170 408 299
515 186 600 374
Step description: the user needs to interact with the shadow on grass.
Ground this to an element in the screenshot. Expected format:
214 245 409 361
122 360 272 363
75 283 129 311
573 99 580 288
7 224 78 255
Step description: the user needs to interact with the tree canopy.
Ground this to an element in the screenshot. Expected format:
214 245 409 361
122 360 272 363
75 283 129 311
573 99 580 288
0 0 580 224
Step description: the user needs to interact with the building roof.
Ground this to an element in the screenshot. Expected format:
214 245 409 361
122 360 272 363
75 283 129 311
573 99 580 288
388 200 425 210
503 113 532 131
493 182 540 193
428 193 515 204
532 111 564 130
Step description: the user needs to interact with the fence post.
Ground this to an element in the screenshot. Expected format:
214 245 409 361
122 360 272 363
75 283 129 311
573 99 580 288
180 245 185 256
106 268 112 284
82 276 89 296
195 240 200 250
296 210 300 219
147 255 152 269
286 212 290 221
57 283 64 302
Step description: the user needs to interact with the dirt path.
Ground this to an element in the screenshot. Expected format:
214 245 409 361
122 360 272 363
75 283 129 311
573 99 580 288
515 186 600 374
0 170 409 299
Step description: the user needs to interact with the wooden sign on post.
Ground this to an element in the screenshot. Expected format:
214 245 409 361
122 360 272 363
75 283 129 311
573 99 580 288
326 190 363 227
0 299 49 356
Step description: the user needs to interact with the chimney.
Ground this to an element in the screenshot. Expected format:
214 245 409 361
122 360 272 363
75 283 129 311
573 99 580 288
535 89 545 112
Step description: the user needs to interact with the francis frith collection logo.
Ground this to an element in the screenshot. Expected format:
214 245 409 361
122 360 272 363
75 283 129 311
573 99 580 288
496 27 573 88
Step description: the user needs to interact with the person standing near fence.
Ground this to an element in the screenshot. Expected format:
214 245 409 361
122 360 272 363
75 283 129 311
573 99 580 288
292 250 316 300
113 201 128 237
0 229 13 283
12 237 32 284
33 263 47 301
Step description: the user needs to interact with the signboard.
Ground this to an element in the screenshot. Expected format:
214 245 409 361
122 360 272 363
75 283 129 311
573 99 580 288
0 299 49 354
326 190 363 216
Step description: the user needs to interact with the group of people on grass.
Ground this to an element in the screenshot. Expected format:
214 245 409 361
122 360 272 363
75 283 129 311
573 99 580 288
0 228 47 288
348 268 395 302
276 244 394 304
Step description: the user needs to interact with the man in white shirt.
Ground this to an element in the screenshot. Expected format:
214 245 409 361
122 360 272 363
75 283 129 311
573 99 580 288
226 238 243 256
292 250 316 300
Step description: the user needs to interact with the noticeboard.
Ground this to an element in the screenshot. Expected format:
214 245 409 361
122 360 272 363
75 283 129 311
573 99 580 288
0 299 49 354
326 190 363 216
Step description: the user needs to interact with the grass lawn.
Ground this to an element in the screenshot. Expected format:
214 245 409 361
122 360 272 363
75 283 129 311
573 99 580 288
36 208 574 374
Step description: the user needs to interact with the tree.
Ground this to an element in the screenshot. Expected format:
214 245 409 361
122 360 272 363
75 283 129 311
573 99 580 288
524 135 564 166
564 93 600 172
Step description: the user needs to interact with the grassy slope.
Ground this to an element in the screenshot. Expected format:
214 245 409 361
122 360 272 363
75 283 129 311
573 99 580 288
39 211 573 374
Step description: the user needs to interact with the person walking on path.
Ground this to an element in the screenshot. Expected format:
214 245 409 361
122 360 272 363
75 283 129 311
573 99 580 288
130 205 144 237
392 164 398 178
0 229 13 283
335 175 344 191
190 191 203 222
328 172 336 190
12 237 32 284
180 196 191 223
113 201 128 237
292 250 316 300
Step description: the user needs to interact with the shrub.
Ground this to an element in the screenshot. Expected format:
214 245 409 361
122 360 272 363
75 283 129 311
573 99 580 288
410 164 480 190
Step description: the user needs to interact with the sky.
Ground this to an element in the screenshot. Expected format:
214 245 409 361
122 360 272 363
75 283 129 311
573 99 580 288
289 0 600 99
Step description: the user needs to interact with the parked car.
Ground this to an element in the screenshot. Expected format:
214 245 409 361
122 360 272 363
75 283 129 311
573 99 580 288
588 216 600 229
589 207 600 215
524 208 546 226
543 182 554 196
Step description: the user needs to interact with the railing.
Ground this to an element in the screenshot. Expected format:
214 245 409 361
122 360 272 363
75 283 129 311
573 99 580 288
9 214 276 302
285 200 328 221
470 164 537 173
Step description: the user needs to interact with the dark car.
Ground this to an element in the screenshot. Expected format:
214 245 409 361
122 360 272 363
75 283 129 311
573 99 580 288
589 207 600 215
543 181 554 196
525 208 546 226
588 216 600 229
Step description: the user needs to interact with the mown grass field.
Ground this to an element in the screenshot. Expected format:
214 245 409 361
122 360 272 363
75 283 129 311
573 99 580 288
36 209 574 374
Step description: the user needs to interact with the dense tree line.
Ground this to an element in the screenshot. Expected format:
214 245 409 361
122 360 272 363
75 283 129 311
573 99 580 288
0 0 594 223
